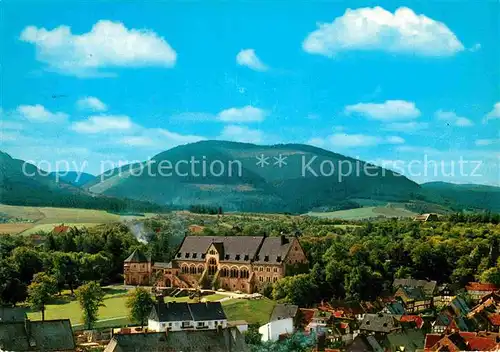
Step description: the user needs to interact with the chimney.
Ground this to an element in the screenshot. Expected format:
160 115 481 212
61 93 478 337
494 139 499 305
280 235 287 245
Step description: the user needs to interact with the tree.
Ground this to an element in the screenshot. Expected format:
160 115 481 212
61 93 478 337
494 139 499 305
126 287 154 328
244 324 262 345
75 281 105 330
27 272 57 321
480 267 500 286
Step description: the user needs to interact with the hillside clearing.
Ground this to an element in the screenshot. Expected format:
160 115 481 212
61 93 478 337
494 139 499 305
307 204 417 220
221 298 276 326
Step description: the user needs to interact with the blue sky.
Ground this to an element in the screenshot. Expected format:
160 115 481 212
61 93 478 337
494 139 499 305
1 0 499 185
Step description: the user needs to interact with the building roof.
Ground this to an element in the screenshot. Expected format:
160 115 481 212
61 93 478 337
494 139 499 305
152 262 173 269
398 285 427 300
149 301 227 323
393 278 437 296
465 282 498 292
104 328 249 352
188 302 226 322
488 313 500 326
385 301 405 315
359 313 400 333
0 319 75 351
270 304 298 322
124 249 150 263
386 329 425 352
252 236 294 264
345 335 383 352
0 306 27 323
175 236 264 263
399 315 424 329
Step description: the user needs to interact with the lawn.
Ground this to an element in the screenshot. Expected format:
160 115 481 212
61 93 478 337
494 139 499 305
221 298 276 326
27 288 230 327
307 204 417 220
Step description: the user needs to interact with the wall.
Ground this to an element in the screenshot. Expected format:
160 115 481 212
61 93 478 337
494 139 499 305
148 319 227 332
259 318 294 342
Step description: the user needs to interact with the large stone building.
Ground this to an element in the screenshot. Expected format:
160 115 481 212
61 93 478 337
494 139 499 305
123 234 308 293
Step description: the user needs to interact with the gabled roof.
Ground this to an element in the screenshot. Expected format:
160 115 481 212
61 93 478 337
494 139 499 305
253 236 295 264
150 301 227 323
399 315 424 329
188 302 226 321
270 304 298 322
124 249 150 263
104 328 249 352
175 236 263 263
385 301 405 315
397 286 427 300
0 319 75 351
52 224 70 234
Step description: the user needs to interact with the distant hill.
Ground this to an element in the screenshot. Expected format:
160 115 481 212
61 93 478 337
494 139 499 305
0 151 166 213
421 181 500 212
50 171 95 187
86 140 423 213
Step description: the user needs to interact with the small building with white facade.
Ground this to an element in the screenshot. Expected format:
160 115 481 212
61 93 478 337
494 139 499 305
148 299 227 332
259 317 294 342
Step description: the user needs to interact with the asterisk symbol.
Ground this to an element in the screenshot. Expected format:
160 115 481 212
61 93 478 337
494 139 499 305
256 154 270 168
273 154 288 168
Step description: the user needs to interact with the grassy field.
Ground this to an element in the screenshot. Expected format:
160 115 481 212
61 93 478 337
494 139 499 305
307 203 417 220
27 287 232 327
0 204 156 235
221 298 276 326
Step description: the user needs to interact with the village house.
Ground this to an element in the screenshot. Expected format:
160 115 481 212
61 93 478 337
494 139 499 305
433 284 457 308
465 282 498 301
359 313 401 335
423 331 500 351
147 300 227 332
394 285 433 313
124 234 308 293
392 278 437 297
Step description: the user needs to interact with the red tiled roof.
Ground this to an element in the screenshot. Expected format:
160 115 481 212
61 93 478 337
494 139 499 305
466 282 498 291
340 322 349 329
488 314 500 326
400 315 424 328
424 334 442 349
464 336 498 351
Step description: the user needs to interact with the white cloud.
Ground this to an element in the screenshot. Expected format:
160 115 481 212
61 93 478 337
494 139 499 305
119 136 155 147
218 125 263 144
387 136 405 144
345 100 421 121
383 121 429 132
475 139 498 146
236 49 268 71
435 110 473 127
77 96 107 111
307 137 326 147
17 104 68 123
20 20 177 76
71 115 133 133
484 102 500 123
303 6 464 57
217 106 268 123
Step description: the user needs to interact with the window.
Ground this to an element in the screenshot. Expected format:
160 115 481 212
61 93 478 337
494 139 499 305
266 268 270 272
168 323 172 327
201 253 206 259
209 250 216 255
264 255 269 262
230 267 239 278
273 277 278 282
235 254 240 261
240 268 249 279
259 277 263 282
193 253 197 259
266 277 271 282
220 268 228 277
177 253 181 258
185 253 190 258
244 255 249 261
277 256 281 262
225 254 230 260
197 266 203 274
273 268 278 272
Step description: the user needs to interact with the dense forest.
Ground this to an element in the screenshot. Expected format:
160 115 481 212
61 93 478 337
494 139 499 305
1 211 499 310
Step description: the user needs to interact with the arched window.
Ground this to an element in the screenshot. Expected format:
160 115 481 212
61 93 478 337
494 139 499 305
189 265 196 274
197 265 204 274
181 265 188 274
240 268 249 279
208 258 217 276
220 267 229 277
230 267 239 278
